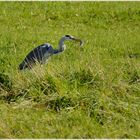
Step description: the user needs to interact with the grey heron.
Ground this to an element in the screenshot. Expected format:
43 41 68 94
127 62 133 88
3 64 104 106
19 35 83 70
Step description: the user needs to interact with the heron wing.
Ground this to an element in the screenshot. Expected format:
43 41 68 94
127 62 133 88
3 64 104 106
19 43 53 70
24 43 51 62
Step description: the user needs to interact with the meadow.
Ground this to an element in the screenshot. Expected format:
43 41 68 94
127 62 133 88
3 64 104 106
0 2 140 138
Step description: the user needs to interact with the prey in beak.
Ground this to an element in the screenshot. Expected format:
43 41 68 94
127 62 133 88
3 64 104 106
71 37 84 47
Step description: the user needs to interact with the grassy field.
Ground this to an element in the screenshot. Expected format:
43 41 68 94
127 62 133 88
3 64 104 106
0 2 140 138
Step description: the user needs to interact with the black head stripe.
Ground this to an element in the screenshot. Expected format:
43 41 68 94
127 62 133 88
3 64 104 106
65 35 71 38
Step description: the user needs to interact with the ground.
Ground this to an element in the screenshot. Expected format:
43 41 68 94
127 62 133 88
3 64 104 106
0 2 140 138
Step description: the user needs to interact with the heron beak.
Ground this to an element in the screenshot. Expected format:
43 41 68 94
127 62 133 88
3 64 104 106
71 37 84 47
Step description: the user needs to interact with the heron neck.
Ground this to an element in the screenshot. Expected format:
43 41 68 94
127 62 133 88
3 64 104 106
57 37 65 52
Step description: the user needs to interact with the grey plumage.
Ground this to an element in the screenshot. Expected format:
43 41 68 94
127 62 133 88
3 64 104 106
19 35 83 70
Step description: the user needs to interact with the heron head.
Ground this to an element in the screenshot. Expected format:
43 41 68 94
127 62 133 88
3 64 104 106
64 35 75 40
64 35 84 47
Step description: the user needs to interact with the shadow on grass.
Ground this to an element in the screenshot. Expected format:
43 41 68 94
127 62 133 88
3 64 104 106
45 96 75 112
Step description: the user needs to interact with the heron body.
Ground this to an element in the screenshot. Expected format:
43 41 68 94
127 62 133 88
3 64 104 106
19 35 83 70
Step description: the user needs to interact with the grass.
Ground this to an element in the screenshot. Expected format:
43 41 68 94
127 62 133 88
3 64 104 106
0 1 140 138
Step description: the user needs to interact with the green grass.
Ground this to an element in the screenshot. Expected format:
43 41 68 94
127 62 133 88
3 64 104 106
0 2 140 138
